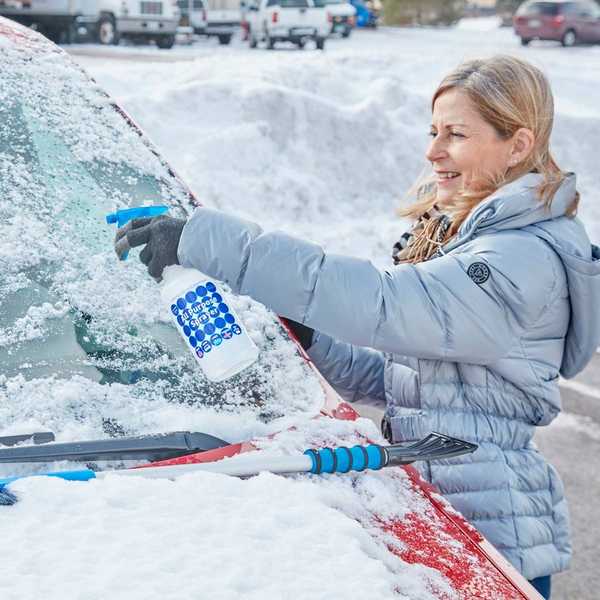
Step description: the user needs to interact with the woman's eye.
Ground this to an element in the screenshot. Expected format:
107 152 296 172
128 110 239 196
450 132 465 138
428 131 437 138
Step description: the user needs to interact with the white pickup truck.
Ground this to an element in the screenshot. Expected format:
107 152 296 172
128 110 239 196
246 0 329 50
0 0 179 47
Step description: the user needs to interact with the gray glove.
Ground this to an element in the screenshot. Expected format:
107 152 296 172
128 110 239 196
114 215 186 281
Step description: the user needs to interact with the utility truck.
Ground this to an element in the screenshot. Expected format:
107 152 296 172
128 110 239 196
0 0 180 47
246 0 328 49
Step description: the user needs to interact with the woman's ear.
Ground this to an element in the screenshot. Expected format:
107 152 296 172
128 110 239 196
507 128 535 168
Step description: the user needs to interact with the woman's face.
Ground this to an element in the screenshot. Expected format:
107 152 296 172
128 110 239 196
426 88 514 206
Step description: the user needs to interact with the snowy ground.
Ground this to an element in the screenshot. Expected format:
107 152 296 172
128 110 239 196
2 17 600 600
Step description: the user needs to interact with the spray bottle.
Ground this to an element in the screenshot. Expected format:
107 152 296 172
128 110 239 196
106 205 259 382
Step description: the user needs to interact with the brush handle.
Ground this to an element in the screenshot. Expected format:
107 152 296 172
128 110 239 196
303 444 387 475
0 469 96 491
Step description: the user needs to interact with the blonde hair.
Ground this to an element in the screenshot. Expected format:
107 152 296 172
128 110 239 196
398 55 577 264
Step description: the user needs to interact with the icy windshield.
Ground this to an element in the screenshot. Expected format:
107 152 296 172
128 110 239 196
0 35 323 441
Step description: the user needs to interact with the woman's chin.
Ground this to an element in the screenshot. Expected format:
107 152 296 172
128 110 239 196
435 187 457 206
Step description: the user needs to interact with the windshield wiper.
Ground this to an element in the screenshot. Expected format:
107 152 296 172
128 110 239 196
0 431 229 463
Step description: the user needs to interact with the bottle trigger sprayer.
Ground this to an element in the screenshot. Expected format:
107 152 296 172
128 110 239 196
106 205 259 382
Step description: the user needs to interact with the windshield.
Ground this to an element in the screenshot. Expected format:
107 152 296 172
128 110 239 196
0 35 323 441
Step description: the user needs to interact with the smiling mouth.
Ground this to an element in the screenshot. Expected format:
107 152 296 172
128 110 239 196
436 171 461 180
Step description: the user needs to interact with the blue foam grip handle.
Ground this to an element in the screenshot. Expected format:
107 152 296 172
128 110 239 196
0 469 97 492
105 205 170 260
304 444 386 475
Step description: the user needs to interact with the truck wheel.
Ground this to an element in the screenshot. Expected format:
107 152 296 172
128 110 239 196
316 36 325 50
266 34 275 49
97 15 118 45
520 37 530 46
561 29 577 47
342 27 351 38
156 34 175 49
217 34 232 45
297 38 305 49
249 32 258 48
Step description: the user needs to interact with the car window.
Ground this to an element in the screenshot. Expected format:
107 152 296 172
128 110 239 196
0 33 323 424
271 0 310 7
559 2 587 15
517 1 560 15
559 2 577 14
577 1 600 16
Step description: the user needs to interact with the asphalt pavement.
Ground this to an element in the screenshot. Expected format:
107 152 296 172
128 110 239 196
535 354 600 600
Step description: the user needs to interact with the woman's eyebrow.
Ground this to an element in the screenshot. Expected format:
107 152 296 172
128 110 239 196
430 123 469 129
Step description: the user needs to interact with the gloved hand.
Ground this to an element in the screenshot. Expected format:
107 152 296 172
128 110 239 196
114 215 186 281
282 318 314 351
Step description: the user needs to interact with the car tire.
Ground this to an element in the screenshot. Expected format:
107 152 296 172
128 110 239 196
316 36 325 50
342 27 351 38
520 37 530 46
266 34 275 49
217 34 232 45
156 34 175 49
297 39 305 49
97 15 118 45
561 29 577 47
249 32 258 48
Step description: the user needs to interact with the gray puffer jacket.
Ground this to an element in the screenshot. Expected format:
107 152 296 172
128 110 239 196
178 173 600 580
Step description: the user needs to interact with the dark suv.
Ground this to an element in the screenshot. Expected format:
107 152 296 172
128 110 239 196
514 0 600 46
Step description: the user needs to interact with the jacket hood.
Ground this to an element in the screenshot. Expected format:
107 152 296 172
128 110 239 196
454 173 600 378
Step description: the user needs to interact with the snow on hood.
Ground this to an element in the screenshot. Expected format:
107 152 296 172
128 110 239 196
457 173 600 378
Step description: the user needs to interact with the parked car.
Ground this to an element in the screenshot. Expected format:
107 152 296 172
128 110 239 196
0 0 179 47
177 0 237 44
246 0 329 49
323 0 355 36
513 0 600 46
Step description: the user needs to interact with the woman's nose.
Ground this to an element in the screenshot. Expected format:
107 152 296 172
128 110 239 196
426 136 448 163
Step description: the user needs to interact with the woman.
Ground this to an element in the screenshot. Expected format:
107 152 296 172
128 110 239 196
116 56 600 598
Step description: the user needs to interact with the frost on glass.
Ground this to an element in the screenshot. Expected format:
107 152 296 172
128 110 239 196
0 41 323 442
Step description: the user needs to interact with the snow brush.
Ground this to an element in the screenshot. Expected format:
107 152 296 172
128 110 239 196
0 432 477 506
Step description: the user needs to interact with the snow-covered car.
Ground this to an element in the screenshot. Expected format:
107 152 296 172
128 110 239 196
323 0 355 36
0 16 544 600
0 0 180 47
246 0 329 50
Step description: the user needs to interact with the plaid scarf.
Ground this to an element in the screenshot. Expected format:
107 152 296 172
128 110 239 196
392 205 452 265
